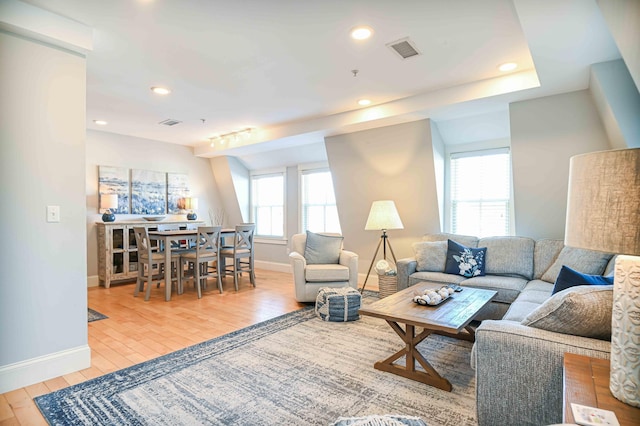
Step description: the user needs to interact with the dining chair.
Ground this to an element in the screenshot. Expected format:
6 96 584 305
220 224 256 291
132 227 180 301
157 224 195 253
180 226 223 298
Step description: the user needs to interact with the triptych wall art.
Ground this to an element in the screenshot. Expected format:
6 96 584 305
98 166 190 215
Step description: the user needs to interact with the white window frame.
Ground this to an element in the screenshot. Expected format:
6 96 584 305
297 162 341 234
249 167 286 240
444 147 515 237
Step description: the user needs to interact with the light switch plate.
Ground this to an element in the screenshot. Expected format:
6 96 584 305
47 205 60 222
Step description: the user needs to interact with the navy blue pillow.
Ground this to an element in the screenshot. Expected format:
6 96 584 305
444 239 486 278
551 265 614 295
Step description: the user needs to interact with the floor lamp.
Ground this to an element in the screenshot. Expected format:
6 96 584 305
360 200 404 293
564 148 640 407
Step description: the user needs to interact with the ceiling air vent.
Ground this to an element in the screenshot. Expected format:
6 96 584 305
386 37 420 60
159 118 182 126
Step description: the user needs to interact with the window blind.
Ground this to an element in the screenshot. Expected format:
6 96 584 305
450 148 512 237
250 173 284 237
300 170 341 233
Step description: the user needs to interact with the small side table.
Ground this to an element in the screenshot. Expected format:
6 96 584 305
563 353 640 426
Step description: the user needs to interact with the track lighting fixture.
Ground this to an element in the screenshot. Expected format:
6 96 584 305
209 127 253 147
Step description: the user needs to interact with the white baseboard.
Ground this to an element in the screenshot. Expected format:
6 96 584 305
358 272 379 286
87 265 374 286
0 345 91 394
254 260 291 273
87 275 100 287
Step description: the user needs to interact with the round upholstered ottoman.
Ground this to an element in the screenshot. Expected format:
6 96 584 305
315 287 361 322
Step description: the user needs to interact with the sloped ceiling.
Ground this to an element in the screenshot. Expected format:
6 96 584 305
23 0 620 158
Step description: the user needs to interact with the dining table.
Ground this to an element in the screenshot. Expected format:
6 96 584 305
148 228 236 301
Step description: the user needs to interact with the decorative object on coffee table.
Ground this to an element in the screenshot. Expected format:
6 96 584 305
361 200 404 293
564 148 640 408
315 287 361 322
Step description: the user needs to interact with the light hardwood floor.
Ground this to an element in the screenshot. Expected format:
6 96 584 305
0 269 328 425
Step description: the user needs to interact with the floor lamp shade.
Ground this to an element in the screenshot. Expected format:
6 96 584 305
360 200 404 294
365 200 404 231
564 148 640 407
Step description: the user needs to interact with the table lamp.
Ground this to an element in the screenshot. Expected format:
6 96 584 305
185 197 199 220
100 194 118 222
564 148 640 407
360 200 404 292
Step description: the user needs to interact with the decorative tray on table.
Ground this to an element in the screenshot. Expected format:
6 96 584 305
142 216 166 222
412 285 462 306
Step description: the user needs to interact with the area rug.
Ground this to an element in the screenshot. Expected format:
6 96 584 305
87 308 108 323
37 297 477 425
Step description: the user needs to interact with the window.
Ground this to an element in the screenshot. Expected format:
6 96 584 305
250 171 284 237
449 148 512 237
300 168 341 233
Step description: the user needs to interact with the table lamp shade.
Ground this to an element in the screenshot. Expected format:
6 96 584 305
365 200 404 231
100 194 118 222
100 194 118 211
564 148 640 255
564 147 640 408
184 197 198 220
184 197 198 210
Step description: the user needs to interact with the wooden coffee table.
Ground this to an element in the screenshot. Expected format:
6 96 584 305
359 282 496 391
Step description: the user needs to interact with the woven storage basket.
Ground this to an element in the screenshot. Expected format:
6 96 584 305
378 273 398 298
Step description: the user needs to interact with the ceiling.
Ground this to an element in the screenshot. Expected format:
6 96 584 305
24 0 620 161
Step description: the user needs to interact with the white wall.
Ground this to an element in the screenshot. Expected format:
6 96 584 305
0 31 89 392
209 156 249 226
86 130 223 280
430 122 446 231
510 90 612 240
325 120 441 271
590 59 640 149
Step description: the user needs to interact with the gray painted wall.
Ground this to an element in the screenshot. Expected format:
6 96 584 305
86 130 223 279
590 59 640 149
0 32 88 367
325 119 441 272
510 90 612 240
430 122 446 231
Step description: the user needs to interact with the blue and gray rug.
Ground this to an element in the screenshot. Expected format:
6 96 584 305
87 308 108 323
37 299 476 425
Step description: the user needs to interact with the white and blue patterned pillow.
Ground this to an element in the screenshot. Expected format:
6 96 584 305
444 239 486 278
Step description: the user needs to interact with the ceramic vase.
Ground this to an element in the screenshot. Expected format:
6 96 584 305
609 255 640 407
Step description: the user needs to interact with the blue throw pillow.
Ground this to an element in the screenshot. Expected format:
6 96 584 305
444 239 486 278
551 265 614 295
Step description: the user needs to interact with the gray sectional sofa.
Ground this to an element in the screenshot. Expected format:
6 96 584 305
396 233 615 426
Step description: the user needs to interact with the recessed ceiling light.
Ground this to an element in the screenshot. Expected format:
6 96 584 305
151 86 171 95
93 120 108 125
498 62 518 72
350 26 373 40
358 99 372 106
